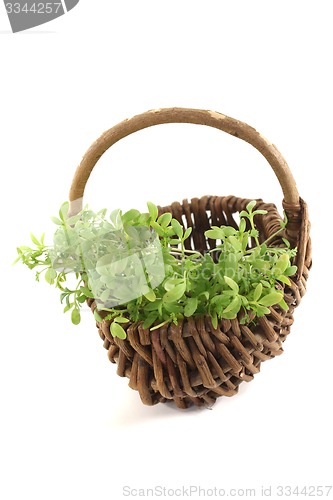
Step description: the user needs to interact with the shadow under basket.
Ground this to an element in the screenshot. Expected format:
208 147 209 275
69 108 312 409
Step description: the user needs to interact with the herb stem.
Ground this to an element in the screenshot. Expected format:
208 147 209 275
262 226 285 246
170 249 203 256
150 320 170 331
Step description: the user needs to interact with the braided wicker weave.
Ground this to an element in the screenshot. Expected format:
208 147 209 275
69 108 311 409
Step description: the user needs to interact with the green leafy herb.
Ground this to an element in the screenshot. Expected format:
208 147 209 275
15 200 297 337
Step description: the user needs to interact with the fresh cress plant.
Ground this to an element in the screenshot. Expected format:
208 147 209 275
15 200 297 339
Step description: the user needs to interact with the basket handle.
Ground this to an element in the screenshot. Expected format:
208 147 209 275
69 108 300 212
68 108 309 279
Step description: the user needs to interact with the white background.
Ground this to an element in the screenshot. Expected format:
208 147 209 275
1 2 332 499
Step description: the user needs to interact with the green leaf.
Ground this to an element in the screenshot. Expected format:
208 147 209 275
109 209 122 229
285 265 298 277
253 283 263 302
94 310 103 322
114 316 130 324
183 227 192 240
253 209 268 215
228 236 242 251
59 202 69 221
163 282 186 303
253 259 270 271
17 246 32 252
110 322 127 339
224 276 239 294
282 238 291 248
79 286 94 298
50 216 62 226
259 291 283 307
241 296 249 307
225 253 237 279
96 254 129 277
71 308 81 325
256 305 271 316
246 200 257 212
205 228 224 239
171 219 183 238
250 229 259 238
222 310 238 320
280 218 287 229
279 298 289 311
223 227 238 237
45 267 57 284
144 300 160 311
30 233 40 245
137 213 150 225
144 289 156 302
97 208 107 218
147 202 158 222
164 302 182 314
273 253 290 274
142 312 158 329
150 221 164 237
164 277 184 291
277 275 291 286
223 295 241 314
157 212 172 228
100 289 110 302
184 297 198 317
239 219 246 233
12 254 22 265
210 313 218 329
122 209 140 224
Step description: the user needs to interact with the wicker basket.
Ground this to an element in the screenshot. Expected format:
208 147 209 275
69 108 311 409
